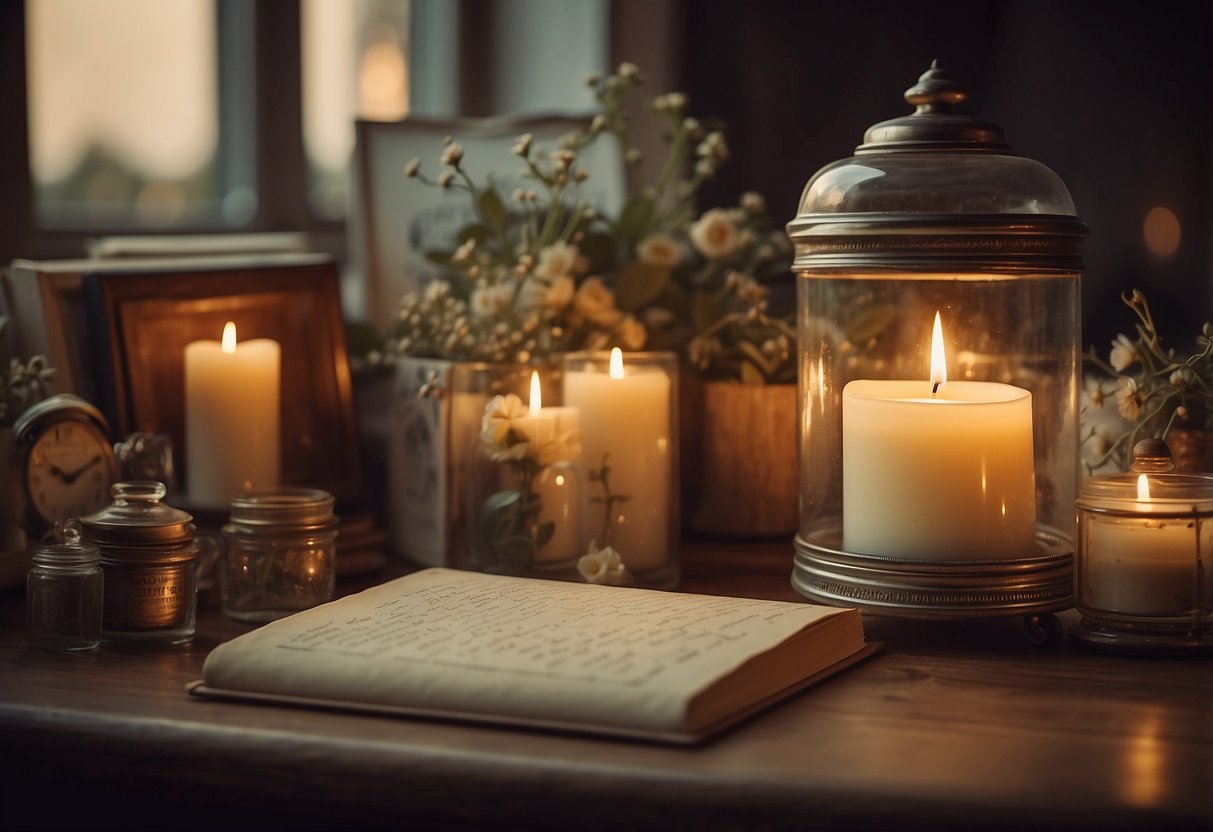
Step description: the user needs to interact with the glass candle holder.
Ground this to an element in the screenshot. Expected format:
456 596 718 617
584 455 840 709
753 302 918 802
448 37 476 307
562 349 679 590
468 369 583 574
221 488 338 623
1072 440 1213 655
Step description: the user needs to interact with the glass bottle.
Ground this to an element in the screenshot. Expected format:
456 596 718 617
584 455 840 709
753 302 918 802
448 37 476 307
26 519 103 651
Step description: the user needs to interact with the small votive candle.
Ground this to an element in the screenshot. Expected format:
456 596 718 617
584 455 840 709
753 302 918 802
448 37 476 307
1073 439 1213 656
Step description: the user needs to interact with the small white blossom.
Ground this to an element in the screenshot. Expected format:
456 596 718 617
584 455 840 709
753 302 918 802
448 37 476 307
437 171 454 188
617 62 640 81
577 541 631 585
625 148 642 165
480 394 532 462
614 315 647 350
1109 334 1138 372
535 241 579 280
1170 366 1196 389
572 277 624 327
591 114 608 133
1115 377 1142 421
511 133 533 157
740 191 766 214
637 233 681 267
690 208 740 260
451 237 477 264
440 142 464 166
404 158 420 177
470 283 514 319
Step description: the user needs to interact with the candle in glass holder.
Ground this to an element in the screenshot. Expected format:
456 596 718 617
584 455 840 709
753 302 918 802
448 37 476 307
843 313 1036 560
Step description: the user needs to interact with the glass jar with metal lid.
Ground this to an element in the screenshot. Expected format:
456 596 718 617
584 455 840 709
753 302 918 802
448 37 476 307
80 480 199 645
26 518 103 651
220 487 338 623
786 62 1085 639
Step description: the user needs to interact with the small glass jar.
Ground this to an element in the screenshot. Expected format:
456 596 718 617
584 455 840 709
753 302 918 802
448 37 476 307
221 488 337 623
562 350 680 589
81 481 199 645
1073 440 1213 655
26 519 103 651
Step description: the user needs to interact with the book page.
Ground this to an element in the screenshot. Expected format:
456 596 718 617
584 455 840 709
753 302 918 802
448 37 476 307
202 568 854 734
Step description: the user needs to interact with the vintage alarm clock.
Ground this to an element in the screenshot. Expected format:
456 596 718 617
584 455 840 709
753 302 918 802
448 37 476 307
8 393 120 541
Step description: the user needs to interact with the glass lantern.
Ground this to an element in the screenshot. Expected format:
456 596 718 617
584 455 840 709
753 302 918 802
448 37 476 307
787 62 1084 632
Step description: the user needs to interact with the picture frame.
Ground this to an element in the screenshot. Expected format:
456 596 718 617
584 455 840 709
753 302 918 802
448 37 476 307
81 255 363 504
350 113 626 333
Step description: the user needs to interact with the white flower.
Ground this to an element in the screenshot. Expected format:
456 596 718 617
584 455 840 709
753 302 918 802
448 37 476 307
440 142 464 166
572 277 624 327
512 133 533 157
423 280 452 304
517 276 575 313
577 541 632 585
535 428 583 468
690 208 740 260
404 158 420 177
470 283 513 319
480 394 532 461
1170 366 1196 389
591 114 608 133
1109 334 1138 372
617 62 640 81
625 148 642 165
637 233 681 267
740 191 766 214
535 242 579 280
437 171 454 188
1115 377 1142 421
614 315 647 350
451 237 477 263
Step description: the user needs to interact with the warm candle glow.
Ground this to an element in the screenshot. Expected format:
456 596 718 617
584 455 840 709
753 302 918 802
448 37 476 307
1137 473 1151 501
529 370 542 415
930 311 947 392
609 347 624 380
221 321 237 354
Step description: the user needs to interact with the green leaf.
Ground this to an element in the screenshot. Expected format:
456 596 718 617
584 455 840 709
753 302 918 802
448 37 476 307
535 522 555 550
458 224 491 245
614 262 671 311
845 303 897 345
478 188 510 230
691 290 723 331
614 195 655 240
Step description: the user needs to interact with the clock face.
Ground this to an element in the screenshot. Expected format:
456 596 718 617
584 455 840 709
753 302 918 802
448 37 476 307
25 419 116 525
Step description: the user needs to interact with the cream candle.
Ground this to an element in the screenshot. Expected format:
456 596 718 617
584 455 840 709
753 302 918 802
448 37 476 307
842 313 1036 560
512 372 581 565
1083 474 1198 615
563 349 674 573
185 322 281 507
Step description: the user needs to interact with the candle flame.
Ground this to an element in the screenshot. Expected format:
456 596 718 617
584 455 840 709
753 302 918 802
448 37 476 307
221 321 237 354
1137 473 1151 501
609 347 624 380
529 371 542 415
930 311 947 393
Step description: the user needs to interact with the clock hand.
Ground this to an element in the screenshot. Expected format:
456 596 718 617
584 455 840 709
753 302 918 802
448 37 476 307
46 462 73 482
61 454 102 485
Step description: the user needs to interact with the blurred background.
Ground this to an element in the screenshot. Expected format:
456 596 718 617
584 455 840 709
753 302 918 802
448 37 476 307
1 0 1209 349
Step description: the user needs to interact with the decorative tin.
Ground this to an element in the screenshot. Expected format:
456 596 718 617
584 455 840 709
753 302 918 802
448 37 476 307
81 481 198 645
786 62 1086 640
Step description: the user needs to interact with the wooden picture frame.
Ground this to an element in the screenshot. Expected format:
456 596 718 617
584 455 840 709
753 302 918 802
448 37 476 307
81 256 362 504
350 114 626 333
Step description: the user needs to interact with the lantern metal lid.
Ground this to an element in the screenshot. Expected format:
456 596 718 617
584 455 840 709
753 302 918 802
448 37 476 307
786 61 1087 274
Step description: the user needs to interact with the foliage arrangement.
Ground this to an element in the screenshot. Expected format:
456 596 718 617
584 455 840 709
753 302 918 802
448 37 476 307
0 317 55 426
389 62 794 383
1082 289 1213 472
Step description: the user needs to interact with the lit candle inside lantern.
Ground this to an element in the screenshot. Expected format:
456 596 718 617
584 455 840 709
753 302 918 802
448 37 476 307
564 348 673 572
185 321 281 507
842 312 1036 560
509 371 581 565
1083 474 1199 614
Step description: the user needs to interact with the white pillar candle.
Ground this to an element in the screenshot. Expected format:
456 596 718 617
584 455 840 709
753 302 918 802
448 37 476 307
509 372 581 565
842 313 1035 560
564 350 673 572
185 321 281 507
1083 475 1198 615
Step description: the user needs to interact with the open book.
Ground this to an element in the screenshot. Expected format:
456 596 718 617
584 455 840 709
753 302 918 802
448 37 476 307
190 568 872 744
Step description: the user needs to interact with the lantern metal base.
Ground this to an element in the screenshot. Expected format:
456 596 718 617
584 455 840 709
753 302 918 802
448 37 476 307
792 523 1073 628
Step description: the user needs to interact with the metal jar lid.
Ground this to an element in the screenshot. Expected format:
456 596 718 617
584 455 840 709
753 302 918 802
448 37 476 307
32 519 101 569
80 481 196 550
224 487 337 535
786 61 1087 274
1076 439 1213 517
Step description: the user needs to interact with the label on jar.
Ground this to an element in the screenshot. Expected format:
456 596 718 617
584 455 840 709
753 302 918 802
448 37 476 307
103 565 191 631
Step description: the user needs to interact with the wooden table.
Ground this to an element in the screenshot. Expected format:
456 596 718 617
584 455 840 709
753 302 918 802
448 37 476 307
1 539 1209 831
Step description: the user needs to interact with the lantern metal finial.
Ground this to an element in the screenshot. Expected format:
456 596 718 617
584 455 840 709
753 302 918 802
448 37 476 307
1130 438 1175 473
905 60 967 112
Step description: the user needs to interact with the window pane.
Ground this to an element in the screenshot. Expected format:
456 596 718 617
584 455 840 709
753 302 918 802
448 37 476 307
302 0 411 221
26 0 220 229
